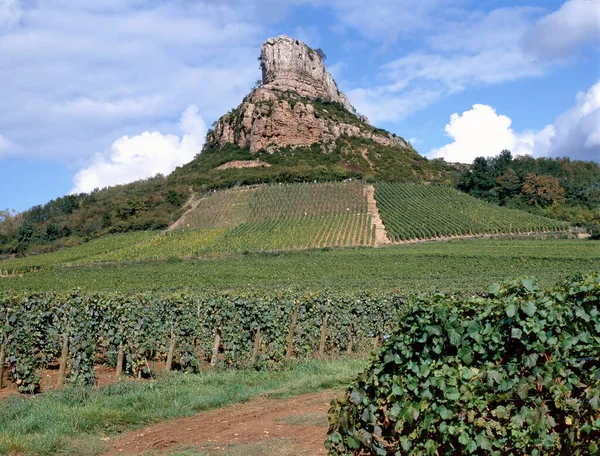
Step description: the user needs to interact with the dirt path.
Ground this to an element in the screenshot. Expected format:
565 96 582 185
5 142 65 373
103 390 337 456
166 193 200 232
364 185 391 246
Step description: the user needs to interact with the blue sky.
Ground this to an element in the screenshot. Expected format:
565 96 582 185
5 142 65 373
0 0 599 212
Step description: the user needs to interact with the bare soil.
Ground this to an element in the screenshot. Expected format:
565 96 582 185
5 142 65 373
0 364 122 399
102 390 336 456
215 160 271 170
364 185 391 246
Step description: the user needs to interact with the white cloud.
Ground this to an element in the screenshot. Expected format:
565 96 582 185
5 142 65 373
429 104 520 163
0 0 22 31
429 81 600 163
53 96 164 117
71 105 206 193
0 1 263 165
343 3 599 124
523 0 600 59
540 81 600 160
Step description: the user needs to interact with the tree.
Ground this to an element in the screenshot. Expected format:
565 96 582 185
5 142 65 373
496 168 522 202
521 173 565 207
18 220 35 243
0 209 22 239
315 48 326 60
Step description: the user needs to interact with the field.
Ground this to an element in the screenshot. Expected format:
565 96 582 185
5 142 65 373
375 183 568 241
0 182 577 275
1 239 597 294
0 181 597 456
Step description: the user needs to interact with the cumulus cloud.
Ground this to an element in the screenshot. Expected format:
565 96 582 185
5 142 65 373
429 81 600 163
429 105 520 163
540 81 600 160
71 105 206 193
523 0 600 59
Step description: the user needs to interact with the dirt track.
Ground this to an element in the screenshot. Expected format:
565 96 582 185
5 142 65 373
103 390 337 455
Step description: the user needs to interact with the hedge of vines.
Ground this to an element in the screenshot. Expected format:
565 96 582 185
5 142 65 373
326 273 600 455
0 291 405 393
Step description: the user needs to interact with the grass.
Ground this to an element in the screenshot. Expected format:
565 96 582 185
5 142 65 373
1 238 598 294
0 358 364 456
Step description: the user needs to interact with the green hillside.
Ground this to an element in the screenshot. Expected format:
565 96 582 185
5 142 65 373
375 183 568 241
0 181 574 274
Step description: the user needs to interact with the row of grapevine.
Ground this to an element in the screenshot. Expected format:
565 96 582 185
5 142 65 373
249 181 368 221
375 183 569 242
0 290 403 393
327 273 600 455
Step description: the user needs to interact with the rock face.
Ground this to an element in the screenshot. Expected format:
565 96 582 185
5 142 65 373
260 35 354 113
206 35 410 154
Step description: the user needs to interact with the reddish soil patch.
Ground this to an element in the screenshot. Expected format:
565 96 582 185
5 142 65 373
0 364 122 399
215 160 271 170
103 390 337 455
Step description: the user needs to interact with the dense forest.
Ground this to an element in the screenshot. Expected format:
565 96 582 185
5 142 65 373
454 151 600 236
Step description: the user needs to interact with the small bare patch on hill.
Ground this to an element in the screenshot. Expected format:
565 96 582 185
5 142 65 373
215 160 271 170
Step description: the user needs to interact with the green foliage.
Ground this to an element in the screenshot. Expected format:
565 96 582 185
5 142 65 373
456 151 600 228
375 183 568 241
1 239 597 294
326 273 600 455
0 290 406 393
0 358 363 456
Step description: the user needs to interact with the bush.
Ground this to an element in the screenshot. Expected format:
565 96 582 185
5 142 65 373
326 274 600 455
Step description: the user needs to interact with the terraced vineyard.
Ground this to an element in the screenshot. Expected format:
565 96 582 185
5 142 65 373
375 183 569 242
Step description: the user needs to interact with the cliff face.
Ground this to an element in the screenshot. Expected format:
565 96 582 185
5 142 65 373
206 35 410 155
260 35 354 112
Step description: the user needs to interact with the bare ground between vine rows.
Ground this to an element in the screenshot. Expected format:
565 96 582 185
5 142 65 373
102 390 336 456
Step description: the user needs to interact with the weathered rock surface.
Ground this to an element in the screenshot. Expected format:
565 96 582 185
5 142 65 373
260 35 354 112
206 35 410 154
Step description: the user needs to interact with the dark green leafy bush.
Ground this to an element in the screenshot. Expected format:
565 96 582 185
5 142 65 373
326 274 600 455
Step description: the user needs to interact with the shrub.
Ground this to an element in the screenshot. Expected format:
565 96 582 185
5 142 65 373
326 274 600 455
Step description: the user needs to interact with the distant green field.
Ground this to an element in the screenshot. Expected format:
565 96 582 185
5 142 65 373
1 239 597 294
375 183 568 241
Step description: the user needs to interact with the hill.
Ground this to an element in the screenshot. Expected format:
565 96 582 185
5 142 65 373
1 36 596 260
0 182 571 274
0 35 453 258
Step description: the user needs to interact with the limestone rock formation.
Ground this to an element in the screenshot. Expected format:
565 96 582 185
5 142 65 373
260 35 353 113
206 35 409 155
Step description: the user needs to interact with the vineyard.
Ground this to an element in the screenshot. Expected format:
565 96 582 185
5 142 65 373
327 273 600 455
1 237 598 295
0 290 403 393
375 183 568 241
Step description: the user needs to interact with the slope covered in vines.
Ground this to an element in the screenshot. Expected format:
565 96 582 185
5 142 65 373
375 183 568 242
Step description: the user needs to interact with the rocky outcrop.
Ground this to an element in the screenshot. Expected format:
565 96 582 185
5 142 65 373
206 35 410 155
260 35 354 113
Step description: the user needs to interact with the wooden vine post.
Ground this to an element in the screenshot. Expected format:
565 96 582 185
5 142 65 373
116 343 124 377
58 335 69 386
286 307 299 359
165 333 176 371
251 328 261 362
347 330 353 354
318 312 329 358
373 334 380 350
0 343 5 389
210 330 221 366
